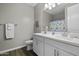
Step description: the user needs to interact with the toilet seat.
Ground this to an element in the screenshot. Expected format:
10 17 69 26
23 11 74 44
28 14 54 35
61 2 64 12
25 40 33 45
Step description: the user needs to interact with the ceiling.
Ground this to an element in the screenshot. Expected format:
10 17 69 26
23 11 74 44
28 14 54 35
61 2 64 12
26 3 77 15
26 3 38 7
44 3 77 15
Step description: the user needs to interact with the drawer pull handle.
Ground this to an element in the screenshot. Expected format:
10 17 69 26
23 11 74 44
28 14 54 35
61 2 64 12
54 49 56 56
57 50 59 56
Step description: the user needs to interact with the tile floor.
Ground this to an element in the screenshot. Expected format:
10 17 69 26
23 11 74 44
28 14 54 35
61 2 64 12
0 47 37 56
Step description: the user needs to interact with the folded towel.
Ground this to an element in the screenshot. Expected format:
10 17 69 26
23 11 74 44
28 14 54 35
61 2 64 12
5 23 14 39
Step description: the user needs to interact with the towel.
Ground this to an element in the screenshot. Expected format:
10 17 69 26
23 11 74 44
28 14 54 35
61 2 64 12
5 24 14 39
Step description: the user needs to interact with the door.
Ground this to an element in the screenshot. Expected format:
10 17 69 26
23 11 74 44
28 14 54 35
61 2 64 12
38 40 44 56
45 43 55 56
58 49 74 56
33 36 38 55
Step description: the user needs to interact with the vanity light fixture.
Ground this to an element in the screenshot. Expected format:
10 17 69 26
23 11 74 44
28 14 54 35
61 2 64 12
44 3 61 10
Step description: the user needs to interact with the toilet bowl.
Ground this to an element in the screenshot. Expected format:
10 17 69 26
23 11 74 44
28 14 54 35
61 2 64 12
25 40 33 51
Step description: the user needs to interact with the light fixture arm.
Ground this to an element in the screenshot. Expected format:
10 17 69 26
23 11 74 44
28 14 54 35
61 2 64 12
44 3 61 10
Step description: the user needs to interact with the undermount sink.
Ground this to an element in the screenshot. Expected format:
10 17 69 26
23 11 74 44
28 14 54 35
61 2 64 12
41 31 54 35
40 32 79 42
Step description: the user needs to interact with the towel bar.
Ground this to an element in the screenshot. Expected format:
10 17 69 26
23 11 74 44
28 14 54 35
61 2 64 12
0 24 17 26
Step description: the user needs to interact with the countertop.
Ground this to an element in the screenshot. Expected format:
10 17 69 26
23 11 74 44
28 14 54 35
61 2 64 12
34 33 79 47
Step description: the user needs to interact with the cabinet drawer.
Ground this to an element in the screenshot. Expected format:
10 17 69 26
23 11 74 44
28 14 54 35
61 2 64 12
33 35 44 42
33 35 38 40
58 49 73 56
45 38 79 56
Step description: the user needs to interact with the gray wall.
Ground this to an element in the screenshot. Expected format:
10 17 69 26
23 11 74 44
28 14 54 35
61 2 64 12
53 10 65 20
0 3 34 51
34 3 53 33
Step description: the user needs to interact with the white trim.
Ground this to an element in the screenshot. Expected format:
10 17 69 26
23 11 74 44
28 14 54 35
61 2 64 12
0 45 26 54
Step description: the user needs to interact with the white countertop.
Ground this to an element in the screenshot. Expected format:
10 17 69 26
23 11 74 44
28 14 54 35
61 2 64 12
34 33 79 47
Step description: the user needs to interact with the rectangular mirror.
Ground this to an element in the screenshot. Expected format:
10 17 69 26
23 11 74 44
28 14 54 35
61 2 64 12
67 4 79 33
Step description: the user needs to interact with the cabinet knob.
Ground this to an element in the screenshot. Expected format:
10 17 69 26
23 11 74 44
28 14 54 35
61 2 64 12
54 49 56 56
57 50 59 56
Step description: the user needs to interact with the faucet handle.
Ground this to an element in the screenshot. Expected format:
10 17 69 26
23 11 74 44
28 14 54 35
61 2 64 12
52 31 55 35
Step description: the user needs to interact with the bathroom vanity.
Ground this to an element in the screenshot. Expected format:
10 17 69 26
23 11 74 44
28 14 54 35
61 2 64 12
33 33 79 56
33 4 79 56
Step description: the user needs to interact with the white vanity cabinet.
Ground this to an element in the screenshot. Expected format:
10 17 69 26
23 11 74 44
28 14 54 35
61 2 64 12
33 34 79 56
45 44 73 56
33 35 44 56
44 43 55 56
45 38 74 56
37 37 44 56
44 38 58 56
33 36 38 55
58 50 73 56
45 38 75 56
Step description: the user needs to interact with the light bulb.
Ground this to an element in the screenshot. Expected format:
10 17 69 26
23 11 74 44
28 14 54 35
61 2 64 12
49 6 52 10
57 3 61 5
52 3 56 8
45 3 48 9
48 3 52 6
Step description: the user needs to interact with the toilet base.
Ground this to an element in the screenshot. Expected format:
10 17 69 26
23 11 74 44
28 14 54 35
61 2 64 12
26 44 33 51
25 40 33 51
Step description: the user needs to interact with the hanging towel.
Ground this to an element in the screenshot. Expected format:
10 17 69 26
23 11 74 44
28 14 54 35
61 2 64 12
5 23 14 39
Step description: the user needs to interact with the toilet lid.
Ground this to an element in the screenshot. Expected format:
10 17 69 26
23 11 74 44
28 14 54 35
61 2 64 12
25 40 33 44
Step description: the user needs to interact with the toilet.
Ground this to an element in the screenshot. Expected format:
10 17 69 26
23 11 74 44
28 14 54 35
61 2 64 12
25 40 33 51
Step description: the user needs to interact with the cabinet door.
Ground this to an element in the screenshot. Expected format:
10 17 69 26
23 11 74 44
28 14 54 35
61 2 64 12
45 44 55 56
58 49 73 56
33 36 38 55
38 40 44 56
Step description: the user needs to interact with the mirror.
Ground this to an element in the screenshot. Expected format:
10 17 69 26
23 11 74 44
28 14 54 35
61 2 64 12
67 4 79 33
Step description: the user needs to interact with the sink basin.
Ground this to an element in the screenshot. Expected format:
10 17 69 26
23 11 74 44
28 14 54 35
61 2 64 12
68 37 79 41
41 31 54 35
40 32 79 43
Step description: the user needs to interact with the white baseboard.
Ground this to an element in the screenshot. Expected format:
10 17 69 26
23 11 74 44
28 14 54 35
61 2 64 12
0 45 26 54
